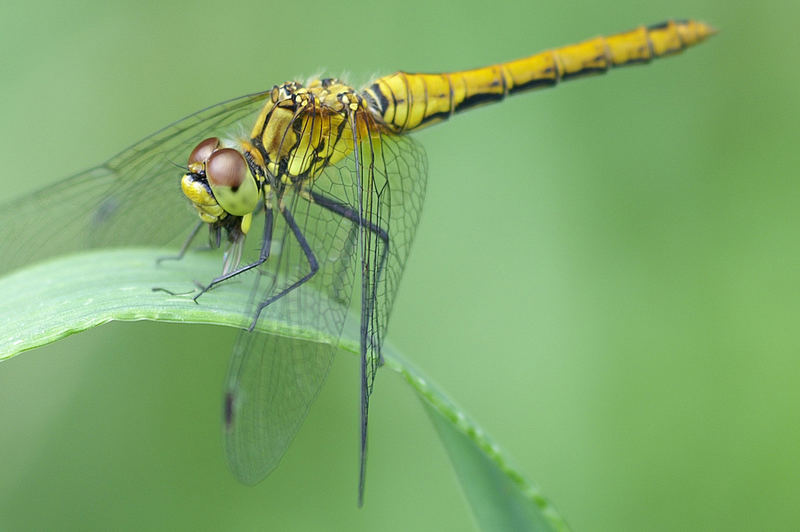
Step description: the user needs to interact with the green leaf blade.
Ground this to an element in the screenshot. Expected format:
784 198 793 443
384 350 570 532
0 249 567 530
0 248 340 360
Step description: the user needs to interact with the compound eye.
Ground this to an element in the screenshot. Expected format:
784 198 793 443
206 148 259 216
188 137 220 165
206 148 248 188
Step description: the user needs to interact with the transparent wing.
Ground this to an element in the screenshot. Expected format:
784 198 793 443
223 114 428 495
223 180 361 484
355 124 428 501
223 329 337 484
0 91 270 275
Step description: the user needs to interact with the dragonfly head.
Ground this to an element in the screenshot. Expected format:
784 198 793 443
181 137 260 225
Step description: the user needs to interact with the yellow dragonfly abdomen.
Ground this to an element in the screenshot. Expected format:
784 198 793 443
364 19 716 133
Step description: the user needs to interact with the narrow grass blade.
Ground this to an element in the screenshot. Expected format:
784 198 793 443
0 248 567 530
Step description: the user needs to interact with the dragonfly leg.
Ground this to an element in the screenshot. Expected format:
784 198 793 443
308 190 389 277
155 220 205 265
151 221 210 295
194 207 275 301
308 189 389 364
248 205 320 331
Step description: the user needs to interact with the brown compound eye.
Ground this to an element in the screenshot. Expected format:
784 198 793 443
205 147 258 216
188 137 220 166
206 148 248 188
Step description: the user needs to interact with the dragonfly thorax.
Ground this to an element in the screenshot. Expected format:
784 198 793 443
242 79 371 188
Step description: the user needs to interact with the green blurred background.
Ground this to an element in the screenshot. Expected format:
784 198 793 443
1 0 798 530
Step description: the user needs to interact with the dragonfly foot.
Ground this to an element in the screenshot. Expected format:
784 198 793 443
155 255 178 266
192 280 212 303
151 286 197 297
246 304 266 332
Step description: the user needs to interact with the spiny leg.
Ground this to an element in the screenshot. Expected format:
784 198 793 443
156 220 204 265
194 207 275 301
247 205 320 331
151 221 209 296
308 190 389 290
308 189 390 357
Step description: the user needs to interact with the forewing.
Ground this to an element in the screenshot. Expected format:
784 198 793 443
0 91 270 275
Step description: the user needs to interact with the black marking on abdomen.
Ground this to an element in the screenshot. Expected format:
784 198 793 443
416 110 452 128
456 91 505 113
561 66 609 80
648 20 670 30
614 56 652 67
508 76 558 95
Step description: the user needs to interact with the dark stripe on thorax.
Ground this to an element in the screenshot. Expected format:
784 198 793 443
366 83 389 115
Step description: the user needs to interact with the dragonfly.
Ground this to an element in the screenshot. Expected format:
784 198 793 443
0 20 714 504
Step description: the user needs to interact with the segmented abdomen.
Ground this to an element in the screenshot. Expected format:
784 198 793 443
363 19 715 134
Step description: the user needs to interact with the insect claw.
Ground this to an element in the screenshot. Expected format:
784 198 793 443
191 281 210 303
